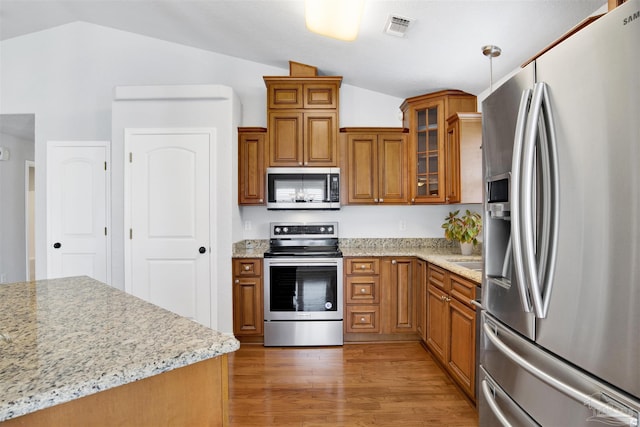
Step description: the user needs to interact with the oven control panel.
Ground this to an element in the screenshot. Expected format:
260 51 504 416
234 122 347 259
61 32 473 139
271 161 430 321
270 222 338 238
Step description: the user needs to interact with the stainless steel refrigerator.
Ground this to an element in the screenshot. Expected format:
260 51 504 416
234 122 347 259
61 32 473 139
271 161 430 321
479 0 640 425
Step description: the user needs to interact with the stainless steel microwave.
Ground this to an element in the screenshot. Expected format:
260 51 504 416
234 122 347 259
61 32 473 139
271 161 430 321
266 167 340 210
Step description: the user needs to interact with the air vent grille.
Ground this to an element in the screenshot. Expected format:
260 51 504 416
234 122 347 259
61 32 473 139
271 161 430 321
384 15 414 37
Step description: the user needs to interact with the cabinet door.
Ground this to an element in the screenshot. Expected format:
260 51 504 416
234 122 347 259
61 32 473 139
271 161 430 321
268 112 304 166
388 258 416 333
238 129 266 205
304 111 338 166
232 276 263 336
412 99 446 203
346 133 378 203
445 121 461 203
415 259 427 342
378 133 408 204
426 283 448 365
448 297 476 400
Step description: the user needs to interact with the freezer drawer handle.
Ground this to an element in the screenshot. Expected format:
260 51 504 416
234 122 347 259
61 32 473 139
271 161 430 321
483 321 639 427
481 378 513 427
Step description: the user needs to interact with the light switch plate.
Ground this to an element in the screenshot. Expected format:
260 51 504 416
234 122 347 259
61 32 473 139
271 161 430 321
0 147 9 161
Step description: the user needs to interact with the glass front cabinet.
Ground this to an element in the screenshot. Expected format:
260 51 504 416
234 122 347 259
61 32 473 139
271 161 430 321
400 90 477 204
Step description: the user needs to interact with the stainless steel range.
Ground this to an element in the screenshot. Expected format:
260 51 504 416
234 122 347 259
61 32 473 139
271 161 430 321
263 222 343 347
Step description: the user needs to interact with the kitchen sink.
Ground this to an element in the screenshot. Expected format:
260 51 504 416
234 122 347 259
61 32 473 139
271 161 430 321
450 261 483 272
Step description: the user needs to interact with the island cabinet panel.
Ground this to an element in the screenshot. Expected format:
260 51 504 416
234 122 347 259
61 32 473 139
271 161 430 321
425 262 479 402
232 258 263 340
2 355 230 427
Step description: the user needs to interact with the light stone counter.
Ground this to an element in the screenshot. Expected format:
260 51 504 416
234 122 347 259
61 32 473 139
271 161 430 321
232 238 482 283
0 276 240 422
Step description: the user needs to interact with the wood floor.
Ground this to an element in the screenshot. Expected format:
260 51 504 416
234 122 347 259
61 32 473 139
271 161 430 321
227 342 479 427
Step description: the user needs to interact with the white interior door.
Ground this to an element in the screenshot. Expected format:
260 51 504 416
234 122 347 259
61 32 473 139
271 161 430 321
125 128 213 326
47 141 110 283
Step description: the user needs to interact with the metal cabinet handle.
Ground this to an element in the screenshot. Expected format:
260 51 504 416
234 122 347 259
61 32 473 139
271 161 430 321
360 317 366 322
199 246 207 254
360 288 366 293
391 260 397 265
379 198 384 203
53 242 62 249
244 265 250 271
234 279 239 284
360 265 366 269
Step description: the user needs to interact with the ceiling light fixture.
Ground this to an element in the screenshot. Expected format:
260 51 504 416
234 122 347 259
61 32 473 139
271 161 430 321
482 45 502 92
305 0 365 42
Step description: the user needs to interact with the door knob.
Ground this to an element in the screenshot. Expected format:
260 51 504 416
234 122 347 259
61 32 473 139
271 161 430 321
199 246 207 254
53 242 62 249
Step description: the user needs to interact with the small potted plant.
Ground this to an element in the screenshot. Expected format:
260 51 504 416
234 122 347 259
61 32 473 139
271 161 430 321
442 210 482 255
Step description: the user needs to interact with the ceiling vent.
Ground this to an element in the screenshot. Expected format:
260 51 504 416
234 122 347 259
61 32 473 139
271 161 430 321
384 14 414 37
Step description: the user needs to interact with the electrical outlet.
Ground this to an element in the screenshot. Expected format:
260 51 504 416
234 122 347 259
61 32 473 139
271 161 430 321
399 220 407 231
0 273 6 283
244 221 252 231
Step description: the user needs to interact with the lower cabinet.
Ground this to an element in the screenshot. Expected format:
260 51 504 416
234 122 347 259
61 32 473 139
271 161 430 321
425 263 479 402
232 258 263 340
344 256 416 340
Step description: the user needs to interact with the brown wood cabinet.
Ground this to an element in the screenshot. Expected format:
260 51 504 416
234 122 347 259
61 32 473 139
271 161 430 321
425 262 479 402
344 257 381 334
264 76 342 167
383 257 416 334
400 90 477 204
238 127 266 205
445 113 482 204
340 127 408 205
415 258 427 343
344 256 417 341
232 258 263 340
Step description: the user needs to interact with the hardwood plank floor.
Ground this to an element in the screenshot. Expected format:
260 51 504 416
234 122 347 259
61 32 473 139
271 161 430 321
228 342 478 427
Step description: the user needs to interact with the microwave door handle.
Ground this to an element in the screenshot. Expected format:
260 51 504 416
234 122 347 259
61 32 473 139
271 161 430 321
511 88 533 313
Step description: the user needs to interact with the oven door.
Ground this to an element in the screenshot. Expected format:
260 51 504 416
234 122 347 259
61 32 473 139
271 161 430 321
264 257 343 321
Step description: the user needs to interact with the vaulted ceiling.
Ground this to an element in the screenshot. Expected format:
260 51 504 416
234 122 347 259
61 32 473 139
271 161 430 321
0 0 607 98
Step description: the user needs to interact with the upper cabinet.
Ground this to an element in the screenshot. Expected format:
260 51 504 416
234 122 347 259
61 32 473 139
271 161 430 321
340 127 408 205
264 75 342 167
445 113 482 204
400 90 477 204
238 127 266 205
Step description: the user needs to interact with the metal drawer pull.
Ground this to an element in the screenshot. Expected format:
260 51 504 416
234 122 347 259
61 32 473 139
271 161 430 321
361 288 366 293
481 379 513 427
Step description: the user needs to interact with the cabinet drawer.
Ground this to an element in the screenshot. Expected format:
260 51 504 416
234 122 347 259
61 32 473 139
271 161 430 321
345 258 380 275
345 276 380 304
346 305 380 333
233 259 262 277
450 273 477 308
428 264 447 291
304 84 338 109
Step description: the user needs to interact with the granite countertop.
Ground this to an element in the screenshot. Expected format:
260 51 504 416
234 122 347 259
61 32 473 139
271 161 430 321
0 276 240 422
233 238 482 283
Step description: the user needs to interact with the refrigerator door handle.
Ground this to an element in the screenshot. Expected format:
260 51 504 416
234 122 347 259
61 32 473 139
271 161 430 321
481 378 514 427
482 321 640 427
521 82 560 319
511 88 533 313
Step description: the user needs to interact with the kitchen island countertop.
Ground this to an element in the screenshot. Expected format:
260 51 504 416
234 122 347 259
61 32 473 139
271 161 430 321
0 276 239 422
